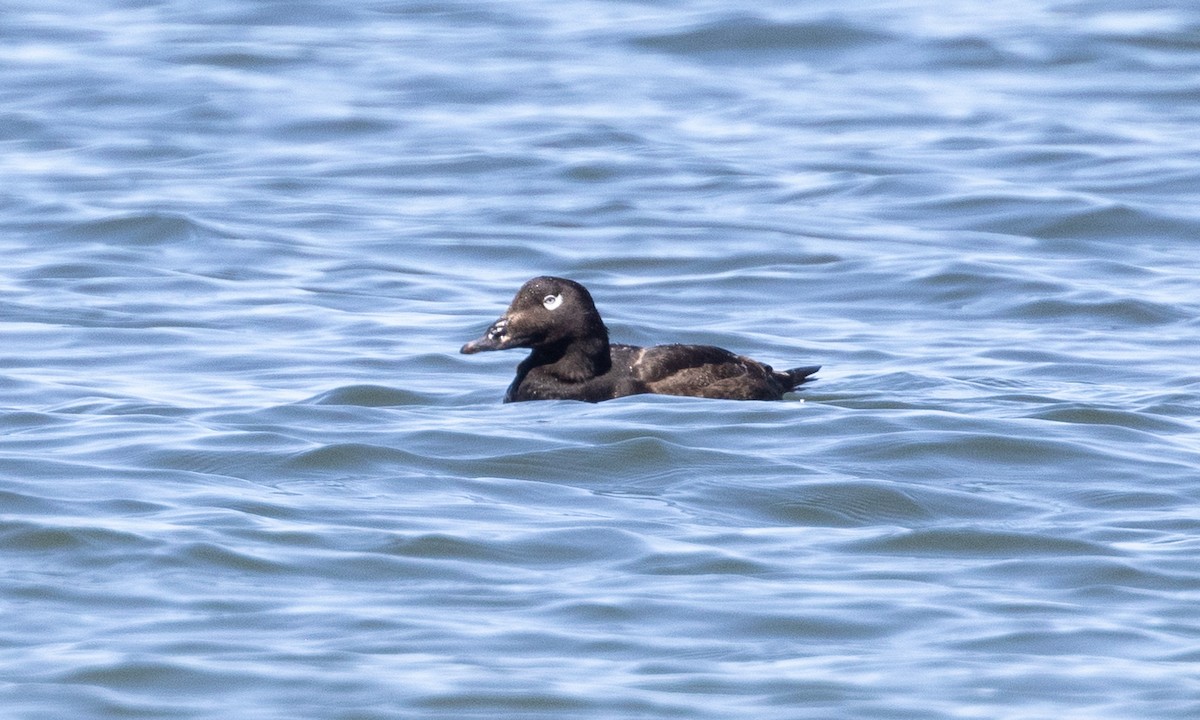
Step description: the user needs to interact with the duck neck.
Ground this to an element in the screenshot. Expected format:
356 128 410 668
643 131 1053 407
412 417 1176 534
530 332 611 382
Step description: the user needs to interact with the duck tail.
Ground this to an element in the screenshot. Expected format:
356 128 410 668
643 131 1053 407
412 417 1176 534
782 365 820 390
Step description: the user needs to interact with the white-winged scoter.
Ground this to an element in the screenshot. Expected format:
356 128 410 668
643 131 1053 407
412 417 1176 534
461 276 819 403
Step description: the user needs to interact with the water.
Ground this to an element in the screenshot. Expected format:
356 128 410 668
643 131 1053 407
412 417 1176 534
3 1 1200 718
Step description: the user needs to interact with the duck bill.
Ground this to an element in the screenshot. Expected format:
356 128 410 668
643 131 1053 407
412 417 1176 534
461 316 514 354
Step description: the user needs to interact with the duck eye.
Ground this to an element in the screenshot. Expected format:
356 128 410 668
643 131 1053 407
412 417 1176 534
542 294 563 310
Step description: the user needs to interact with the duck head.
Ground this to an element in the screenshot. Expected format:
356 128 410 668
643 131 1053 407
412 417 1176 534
461 276 607 354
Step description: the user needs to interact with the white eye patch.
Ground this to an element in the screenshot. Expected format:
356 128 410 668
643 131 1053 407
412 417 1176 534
542 293 563 310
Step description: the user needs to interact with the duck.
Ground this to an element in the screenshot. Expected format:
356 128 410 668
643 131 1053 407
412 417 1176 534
461 276 819 402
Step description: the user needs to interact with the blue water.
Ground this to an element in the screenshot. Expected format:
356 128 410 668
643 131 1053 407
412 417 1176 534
3 1 1200 718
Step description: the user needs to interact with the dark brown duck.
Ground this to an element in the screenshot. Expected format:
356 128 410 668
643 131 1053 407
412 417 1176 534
461 276 820 403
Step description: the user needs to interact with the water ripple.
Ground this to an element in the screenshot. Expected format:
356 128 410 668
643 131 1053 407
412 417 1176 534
3 1 1200 719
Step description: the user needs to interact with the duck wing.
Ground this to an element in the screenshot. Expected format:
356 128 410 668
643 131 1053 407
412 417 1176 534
631 344 808 400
